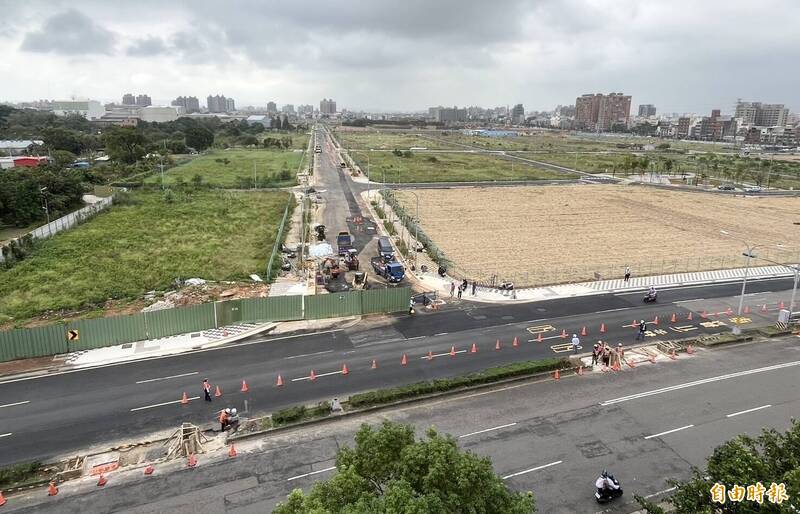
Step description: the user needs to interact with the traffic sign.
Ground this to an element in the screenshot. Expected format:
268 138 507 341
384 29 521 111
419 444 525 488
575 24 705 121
67 329 79 341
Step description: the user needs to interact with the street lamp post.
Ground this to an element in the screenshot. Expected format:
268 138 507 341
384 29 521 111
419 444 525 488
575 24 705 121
405 190 420 269
40 187 51 237
746 254 799 319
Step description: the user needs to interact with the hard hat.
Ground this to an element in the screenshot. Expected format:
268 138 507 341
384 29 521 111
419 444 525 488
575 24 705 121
618 343 623 346
225 408 231 414
573 334 577 337
231 408 237 415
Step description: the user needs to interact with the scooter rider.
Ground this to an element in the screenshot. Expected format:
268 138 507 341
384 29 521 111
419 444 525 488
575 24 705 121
648 285 657 298
595 470 622 502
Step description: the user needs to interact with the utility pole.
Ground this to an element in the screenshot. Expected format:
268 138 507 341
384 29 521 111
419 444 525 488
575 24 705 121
253 161 257 190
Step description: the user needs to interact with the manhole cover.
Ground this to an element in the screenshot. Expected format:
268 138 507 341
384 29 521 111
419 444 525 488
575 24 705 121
577 440 612 459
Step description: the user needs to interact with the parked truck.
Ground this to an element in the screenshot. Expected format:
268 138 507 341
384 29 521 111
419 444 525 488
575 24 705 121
371 256 405 283
336 231 354 256
377 236 394 260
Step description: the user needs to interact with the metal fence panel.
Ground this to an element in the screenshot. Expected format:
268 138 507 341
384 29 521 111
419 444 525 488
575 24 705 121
215 300 243 327
361 287 411 314
305 291 363 320
67 315 148 351
145 303 216 340
0 324 68 362
241 296 303 322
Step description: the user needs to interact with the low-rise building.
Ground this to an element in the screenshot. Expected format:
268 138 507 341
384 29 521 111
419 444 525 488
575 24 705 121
139 106 179 123
51 100 104 119
246 115 271 128
0 140 44 156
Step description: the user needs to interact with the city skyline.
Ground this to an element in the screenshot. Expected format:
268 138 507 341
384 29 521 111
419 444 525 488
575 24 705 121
1 1 799 113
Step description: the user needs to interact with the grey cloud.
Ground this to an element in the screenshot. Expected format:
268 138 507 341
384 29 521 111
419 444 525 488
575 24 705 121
126 36 167 56
20 8 116 55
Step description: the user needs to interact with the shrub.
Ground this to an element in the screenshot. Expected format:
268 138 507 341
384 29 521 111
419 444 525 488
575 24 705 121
383 220 396 235
272 405 306 425
0 461 42 488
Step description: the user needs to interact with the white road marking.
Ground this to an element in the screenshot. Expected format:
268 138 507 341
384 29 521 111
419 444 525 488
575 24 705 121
0 400 30 409
644 486 678 499
726 404 771 418
644 425 694 440
291 370 343 382
459 422 517 439
287 466 336 481
502 460 562 479
0 433 12 438
421 350 467 359
284 350 333 360
600 360 800 406
434 332 449 336
130 396 201 411
136 372 198 384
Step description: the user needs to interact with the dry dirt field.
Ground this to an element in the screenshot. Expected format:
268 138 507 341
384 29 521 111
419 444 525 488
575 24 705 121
395 185 800 286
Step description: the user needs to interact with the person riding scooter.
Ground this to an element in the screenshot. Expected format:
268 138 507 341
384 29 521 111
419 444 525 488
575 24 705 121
643 286 657 303
595 470 623 503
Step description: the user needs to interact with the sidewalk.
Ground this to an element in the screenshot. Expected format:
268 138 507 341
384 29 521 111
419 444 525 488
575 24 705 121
416 264 797 304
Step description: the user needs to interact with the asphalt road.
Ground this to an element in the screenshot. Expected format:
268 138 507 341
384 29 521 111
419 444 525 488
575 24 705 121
0 277 794 469
10 330 799 513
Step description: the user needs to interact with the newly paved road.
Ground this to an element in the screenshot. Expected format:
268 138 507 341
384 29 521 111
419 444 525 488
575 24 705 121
0 277 794 468
9 331 799 513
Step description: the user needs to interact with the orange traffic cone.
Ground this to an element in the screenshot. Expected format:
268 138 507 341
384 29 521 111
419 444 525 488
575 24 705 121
240 380 249 393
449 346 456 357
631 319 637 328
649 353 656 363
427 350 433 361
512 337 519 347
536 333 543 343
627 359 636 368
669 348 677 360
341 363 349 375
686 345 695 355
599 323 606 333
187 453 197 468
97 474 107 487
580 326 587 336
726 307 733 316
180 392 189 405
228 444 237 458
309 370 316 381
144 464 154 475
470 343 477 353
612 361 621 372
495 339 501 350
401 354 407 366
47 481 58 496
652 316 659 325
761 304 769 313
577 366 584 376
701 310 708 319
670 313 677 323
779 301 786 310
687 311 693 321
371 359 377 369
744 305 751 314
0 490 6 506
553 369 560 380
560 329 567 339
276 374 284 387
214 385 222 398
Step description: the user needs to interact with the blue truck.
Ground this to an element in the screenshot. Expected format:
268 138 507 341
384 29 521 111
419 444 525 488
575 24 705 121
336 231 354 256
371 256 405 283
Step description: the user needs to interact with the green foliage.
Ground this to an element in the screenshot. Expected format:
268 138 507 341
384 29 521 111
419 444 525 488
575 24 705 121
274 422 536 514
185 126 215 151
150 149 301 188
0 166 85 226
0 461 42 488
0 190 291 321
383 220 396 235
634 494 667 514
103 127 147 164
665 420 800 513
272 405 306 425
373 205 386 219
349 359 565 408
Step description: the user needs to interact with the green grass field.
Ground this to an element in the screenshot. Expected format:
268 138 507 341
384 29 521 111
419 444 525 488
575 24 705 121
147 149 303 188
336 131 457 150
350 152 576 183
0 190 292 322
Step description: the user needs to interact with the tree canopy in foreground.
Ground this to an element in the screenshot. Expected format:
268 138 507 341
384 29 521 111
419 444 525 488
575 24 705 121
274 421 535 514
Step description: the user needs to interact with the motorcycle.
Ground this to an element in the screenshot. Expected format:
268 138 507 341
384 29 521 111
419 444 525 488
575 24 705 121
643 291 657 303
595 472 623 504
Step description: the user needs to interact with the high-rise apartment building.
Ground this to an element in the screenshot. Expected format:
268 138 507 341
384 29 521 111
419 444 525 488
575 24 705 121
433 106 467 123
266 101 277 114
225 97 236 112
135 94 152 107
638 104 656 117
281 104 295 114
676 117 691 139
122 93 136 105
297 104 313 116
171 96 201 113
511 104 525 124
575 93 631 131
735 100 788 127
320 98 337 114
207 94 228 113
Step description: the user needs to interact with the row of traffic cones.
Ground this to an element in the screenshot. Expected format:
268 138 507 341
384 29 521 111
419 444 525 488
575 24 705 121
181 380 249 404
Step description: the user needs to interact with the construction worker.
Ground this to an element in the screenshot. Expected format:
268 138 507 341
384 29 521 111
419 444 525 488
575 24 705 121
617 343 625 358
571 334 581 354
203 379 212 402
228 408 240 431
219 408 229 431
408 298 414 315
635 320 647 341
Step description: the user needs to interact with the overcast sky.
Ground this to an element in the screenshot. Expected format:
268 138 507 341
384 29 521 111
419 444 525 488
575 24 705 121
1 0 798 113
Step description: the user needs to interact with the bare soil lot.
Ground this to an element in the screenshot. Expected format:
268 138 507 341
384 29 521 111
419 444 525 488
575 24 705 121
396 185 800 286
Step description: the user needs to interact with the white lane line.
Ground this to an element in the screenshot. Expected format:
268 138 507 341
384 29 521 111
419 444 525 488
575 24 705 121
644 425 694 440
421 350 467 359
0 433 12 438
434 332 449 336
644 486 678 499
459 422 517 439
285 350 333 360
291 370 343 382
600 360 800 406
0 400 30 409
502 460 562 480
727 404 772 418
287 466 336 481
130 396 200 411
136 372 198 384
